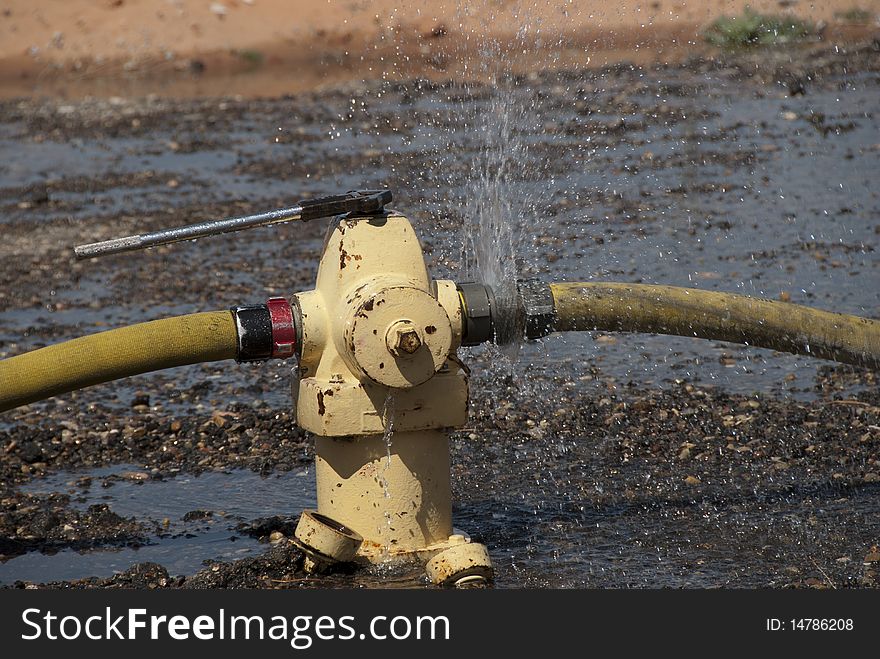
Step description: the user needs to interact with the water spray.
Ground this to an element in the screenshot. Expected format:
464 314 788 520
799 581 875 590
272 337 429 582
1 189 877 586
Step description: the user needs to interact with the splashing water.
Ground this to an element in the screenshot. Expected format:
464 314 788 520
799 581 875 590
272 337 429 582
377 390 396 559
456 33 557 365
378 390 396 501
460 81 523 356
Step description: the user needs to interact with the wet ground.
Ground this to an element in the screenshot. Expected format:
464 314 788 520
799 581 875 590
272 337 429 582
0 41 878 588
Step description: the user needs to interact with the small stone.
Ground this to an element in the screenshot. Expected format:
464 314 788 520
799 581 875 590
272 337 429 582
684 475 700 485
131 392 150 408
211 411 235 428
182 510 213 522
269 531 285 544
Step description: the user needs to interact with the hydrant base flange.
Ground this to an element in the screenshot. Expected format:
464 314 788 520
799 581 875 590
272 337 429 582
355 529 475 563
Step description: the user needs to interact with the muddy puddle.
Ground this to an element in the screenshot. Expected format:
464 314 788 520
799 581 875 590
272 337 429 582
0 465 315 585
1 42 878 588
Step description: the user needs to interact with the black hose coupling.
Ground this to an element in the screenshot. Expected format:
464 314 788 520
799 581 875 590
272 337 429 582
232 298 300 362
516 279 556 340
457 282 496 346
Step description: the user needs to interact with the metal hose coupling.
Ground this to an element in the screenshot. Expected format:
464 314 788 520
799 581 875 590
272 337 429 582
517 279 556 340
232 297 301 362
456 280 556 345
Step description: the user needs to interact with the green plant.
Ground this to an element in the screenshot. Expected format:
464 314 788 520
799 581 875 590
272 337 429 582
834 7 874 23
703 8 818 47
236 49 264 65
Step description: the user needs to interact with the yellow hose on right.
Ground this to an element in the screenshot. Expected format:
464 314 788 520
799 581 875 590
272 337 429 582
550 283 880 369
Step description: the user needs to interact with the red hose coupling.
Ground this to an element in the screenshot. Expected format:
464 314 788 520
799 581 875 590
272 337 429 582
267 297 296 359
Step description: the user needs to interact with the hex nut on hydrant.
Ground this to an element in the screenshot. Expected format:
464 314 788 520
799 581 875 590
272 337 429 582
387 321 422 356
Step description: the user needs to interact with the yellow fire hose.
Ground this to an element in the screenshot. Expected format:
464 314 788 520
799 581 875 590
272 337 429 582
1 282 877 415
0 311 238 413
550 283 880 370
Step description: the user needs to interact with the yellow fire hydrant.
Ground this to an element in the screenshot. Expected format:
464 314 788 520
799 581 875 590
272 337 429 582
291 211 493 585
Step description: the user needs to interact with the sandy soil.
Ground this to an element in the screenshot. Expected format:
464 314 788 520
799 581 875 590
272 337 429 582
1 0 878 97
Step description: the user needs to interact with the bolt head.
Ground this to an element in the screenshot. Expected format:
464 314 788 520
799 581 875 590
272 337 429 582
386 322 423 356
397 329 422 354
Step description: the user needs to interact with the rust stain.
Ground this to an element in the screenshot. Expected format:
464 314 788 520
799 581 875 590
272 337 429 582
425 325 437 334
317 391 326 416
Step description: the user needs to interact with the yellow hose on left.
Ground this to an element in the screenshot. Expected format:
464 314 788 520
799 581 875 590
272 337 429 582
0 311 238 413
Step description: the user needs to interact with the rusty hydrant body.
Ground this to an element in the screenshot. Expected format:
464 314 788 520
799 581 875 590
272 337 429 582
292 212 492 583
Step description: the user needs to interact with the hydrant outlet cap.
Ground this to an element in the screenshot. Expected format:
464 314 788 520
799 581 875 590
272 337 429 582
426 542 494 587
294 509 363 565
